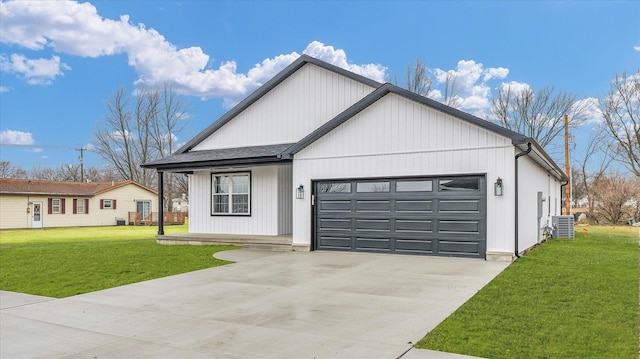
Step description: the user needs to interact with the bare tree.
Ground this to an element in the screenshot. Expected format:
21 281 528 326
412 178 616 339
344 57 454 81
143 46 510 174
398 58 433 97
93 85 188 188
173 173 189 199
601 70 640 177
393 58 461 108
591 172 640 224
440 71 461 108
30 166 61 180
0 161 27 179
570 166 586 207
574 126 614 221
491 85 587 148
58 164 82 182
151 83 189 202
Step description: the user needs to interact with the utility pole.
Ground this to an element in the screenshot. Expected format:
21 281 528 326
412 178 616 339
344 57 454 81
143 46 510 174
76 147 85 182
564 114 571 215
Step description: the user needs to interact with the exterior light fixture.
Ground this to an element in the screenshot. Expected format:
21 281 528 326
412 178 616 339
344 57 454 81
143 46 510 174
494 177 503 196
296 184 304 199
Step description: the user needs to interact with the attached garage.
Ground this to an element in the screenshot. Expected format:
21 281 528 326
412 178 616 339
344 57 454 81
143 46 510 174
314 175 486 258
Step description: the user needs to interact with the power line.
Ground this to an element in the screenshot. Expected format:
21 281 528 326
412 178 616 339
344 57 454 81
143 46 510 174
0 143 91 150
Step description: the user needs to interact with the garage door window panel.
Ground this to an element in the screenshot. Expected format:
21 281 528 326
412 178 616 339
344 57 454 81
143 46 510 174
396 180 433 192
438 178 480 191
356 181 390 193
319 182 352 193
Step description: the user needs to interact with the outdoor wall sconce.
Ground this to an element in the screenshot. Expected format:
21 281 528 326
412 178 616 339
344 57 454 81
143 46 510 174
494 177 503 196
296 184 304 199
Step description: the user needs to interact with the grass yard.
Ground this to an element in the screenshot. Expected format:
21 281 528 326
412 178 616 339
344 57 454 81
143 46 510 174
0 224 237 298
416 225 639 359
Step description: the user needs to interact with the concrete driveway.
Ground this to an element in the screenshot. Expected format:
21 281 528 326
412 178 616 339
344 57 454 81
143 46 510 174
1 249 509 358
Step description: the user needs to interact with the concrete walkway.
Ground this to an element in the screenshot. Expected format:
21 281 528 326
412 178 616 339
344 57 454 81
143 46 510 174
1 249 508 358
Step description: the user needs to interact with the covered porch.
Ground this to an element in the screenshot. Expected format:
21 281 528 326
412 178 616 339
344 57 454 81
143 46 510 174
141 143 295 237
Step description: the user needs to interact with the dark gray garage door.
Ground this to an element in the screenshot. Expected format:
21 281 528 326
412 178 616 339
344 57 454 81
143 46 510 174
314 176 486 258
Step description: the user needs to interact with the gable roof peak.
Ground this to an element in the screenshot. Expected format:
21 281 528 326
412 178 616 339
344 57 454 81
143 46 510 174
173 54 382 155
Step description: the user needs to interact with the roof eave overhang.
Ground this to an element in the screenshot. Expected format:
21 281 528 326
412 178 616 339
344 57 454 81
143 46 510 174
513 139 568 181
0 192 95 197
142 157 292 172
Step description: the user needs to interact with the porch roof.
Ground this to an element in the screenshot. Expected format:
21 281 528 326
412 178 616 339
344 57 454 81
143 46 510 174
141 143 295 172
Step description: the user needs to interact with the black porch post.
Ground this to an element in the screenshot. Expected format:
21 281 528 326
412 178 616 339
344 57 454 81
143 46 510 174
157 170 164 235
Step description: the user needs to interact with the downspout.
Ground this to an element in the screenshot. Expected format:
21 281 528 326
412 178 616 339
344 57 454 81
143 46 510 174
514 142 532 259
559 179 569 214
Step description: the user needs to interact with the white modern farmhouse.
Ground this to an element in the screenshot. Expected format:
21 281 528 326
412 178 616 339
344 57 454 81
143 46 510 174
143 55 567 261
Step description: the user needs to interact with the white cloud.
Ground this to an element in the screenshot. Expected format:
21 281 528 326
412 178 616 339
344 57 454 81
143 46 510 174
634 45 640 51
497 81 532 94
0 54 70 84
302 41 386 82
431 60 510 114
0 86 8 92
0 1 386 105
483 67 509 82
0 129 35 145
573 97 602 124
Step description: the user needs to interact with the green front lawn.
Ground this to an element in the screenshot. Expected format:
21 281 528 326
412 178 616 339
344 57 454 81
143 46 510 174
416 226 639 359
0 224 237 298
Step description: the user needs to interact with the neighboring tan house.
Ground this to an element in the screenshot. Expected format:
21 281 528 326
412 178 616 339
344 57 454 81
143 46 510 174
143 55 567 261
0 179 157 229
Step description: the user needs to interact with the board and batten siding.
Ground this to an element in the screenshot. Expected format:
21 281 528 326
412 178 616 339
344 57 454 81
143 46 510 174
291 93 517 255
189 165 292 235
277 165 293 234
517 153 562 251
193 64 376 151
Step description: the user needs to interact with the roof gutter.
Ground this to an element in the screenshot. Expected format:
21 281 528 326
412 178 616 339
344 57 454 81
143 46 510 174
514 142 532 259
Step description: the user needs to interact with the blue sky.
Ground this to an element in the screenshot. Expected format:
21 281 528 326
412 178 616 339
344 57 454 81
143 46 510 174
0 0 638 172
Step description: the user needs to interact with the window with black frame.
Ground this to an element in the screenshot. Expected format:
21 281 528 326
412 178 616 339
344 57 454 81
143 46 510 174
212 172 250 215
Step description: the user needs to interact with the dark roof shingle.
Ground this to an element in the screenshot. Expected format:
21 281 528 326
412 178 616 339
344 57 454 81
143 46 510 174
141 143 295 171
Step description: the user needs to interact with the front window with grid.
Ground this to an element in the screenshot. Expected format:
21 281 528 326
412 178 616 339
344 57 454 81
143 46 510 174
212 173 250 215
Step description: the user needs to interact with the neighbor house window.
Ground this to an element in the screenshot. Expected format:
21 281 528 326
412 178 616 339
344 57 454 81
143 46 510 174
48 198 66 214
212 172 250 215
52 198 61 213
74 199 89 214
52 199 61 213
100 199 116 209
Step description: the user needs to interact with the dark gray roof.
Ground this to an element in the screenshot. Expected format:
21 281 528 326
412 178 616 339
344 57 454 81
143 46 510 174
142 143 295 171
143 55 566 181
175 54 382 154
